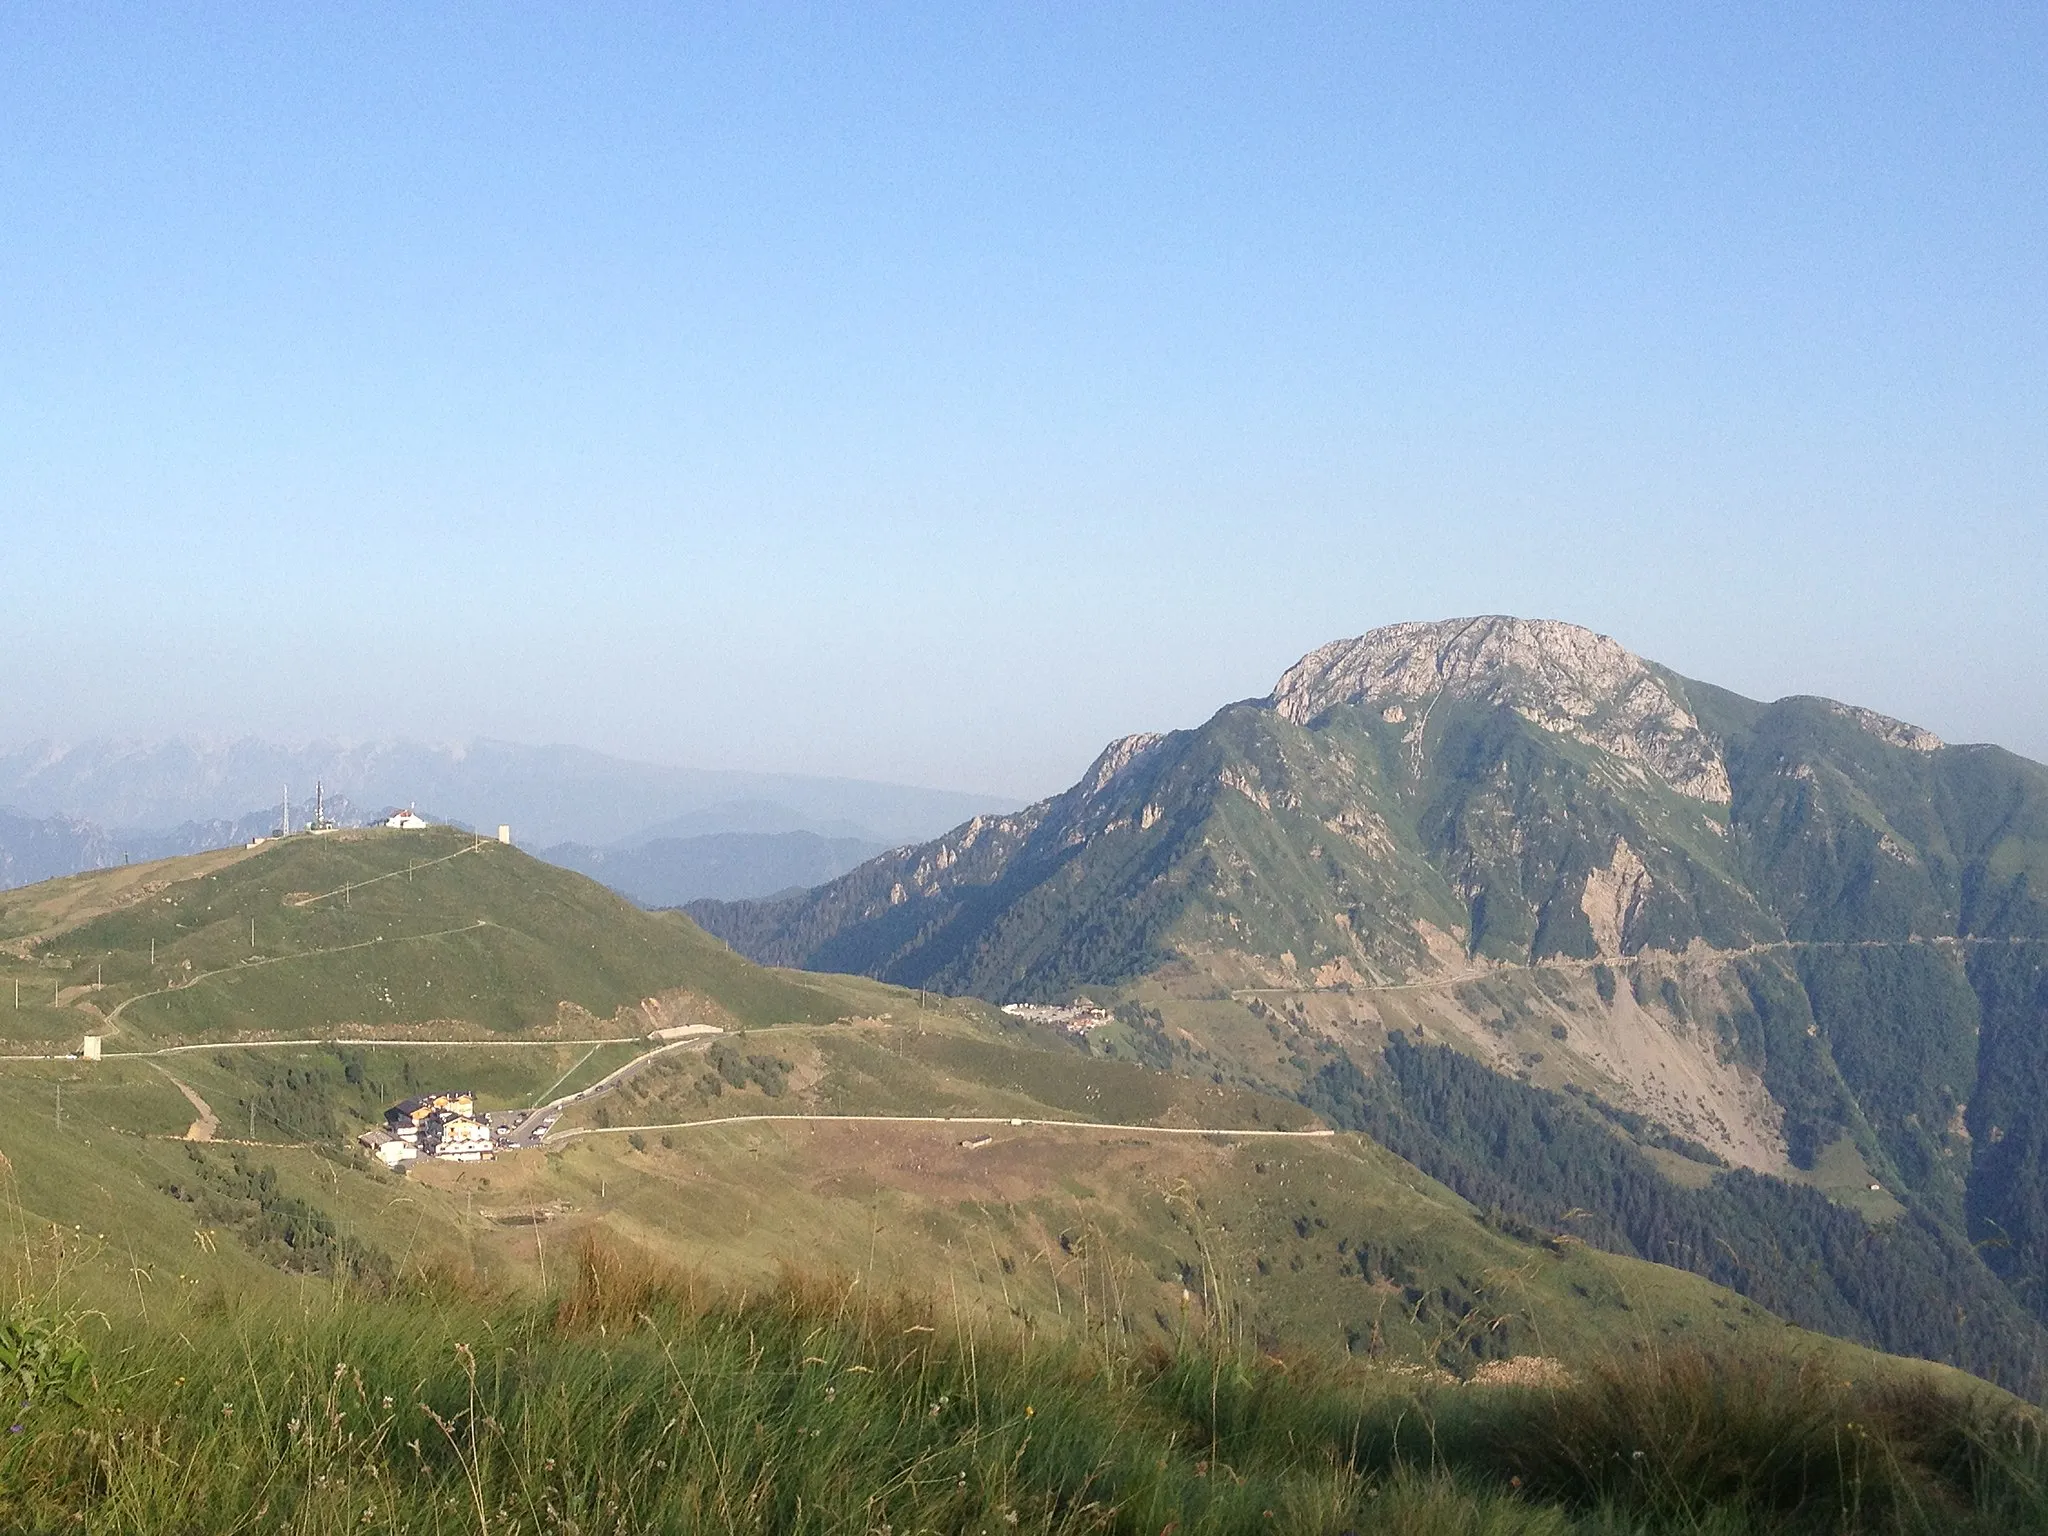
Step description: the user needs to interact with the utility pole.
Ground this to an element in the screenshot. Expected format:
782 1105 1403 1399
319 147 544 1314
54 1083 61 1130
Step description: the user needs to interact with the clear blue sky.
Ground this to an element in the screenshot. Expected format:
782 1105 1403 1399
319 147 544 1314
3 3 2043 798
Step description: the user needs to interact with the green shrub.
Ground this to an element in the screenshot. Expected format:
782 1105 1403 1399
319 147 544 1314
0 1309 89 1416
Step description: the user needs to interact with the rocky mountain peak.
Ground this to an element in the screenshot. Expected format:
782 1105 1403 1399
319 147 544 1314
1269 616 1733 803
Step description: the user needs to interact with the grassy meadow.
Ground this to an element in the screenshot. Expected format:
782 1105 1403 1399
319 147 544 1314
0 1235 2039 1534
0 835 2042 1527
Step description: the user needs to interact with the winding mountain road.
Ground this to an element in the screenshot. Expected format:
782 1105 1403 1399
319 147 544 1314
1230 932 2048 1001
494 1033 724 1147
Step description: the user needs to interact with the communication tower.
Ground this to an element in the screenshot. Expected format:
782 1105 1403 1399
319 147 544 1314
308 778 338 834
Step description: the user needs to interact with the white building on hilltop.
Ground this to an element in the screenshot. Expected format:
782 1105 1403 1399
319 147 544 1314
384 808 429 829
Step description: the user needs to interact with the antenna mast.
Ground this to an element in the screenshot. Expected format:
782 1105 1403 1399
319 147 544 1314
282 782 290 837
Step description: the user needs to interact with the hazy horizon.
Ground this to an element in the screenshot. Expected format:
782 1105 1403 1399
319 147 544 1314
4 592 2046 815
5 8 2042 799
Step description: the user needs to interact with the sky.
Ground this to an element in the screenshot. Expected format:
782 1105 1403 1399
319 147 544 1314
2 3 2043 799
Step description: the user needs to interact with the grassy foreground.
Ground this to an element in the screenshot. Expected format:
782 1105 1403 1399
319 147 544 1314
0 1240 2041 1535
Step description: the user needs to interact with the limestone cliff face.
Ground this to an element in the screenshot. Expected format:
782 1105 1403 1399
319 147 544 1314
1270 616 1733 803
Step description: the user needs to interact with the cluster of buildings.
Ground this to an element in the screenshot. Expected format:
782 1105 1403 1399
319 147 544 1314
358 1090 495 1168
999 999 1116 1034
239 785 518 843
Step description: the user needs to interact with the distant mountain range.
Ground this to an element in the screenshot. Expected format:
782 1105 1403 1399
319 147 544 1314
0 737 1013 848
691 615 2048 1394
0 798 367 888
537 831 888 906
0 738 1009 903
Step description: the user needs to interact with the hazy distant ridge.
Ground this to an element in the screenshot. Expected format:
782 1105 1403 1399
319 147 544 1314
0 737 1015 848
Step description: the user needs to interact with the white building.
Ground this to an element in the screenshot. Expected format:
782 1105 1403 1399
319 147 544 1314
421 1111 495 1162
384 809 429 829
358 1127 416 1168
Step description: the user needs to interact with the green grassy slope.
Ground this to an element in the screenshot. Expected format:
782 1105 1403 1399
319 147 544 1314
0 987 1971 1400
5 1254 2040 1535
0 827 846 1047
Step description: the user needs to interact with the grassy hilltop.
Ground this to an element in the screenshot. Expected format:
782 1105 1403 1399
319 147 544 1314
0 826 845 1045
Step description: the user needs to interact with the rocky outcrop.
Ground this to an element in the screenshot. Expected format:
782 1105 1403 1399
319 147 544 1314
1823 700 1944 753
1078 733 1166 799
1269 616 1733 803
1580 837 1653 958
